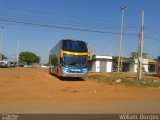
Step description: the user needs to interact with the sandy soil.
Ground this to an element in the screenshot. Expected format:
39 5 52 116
0 67 160 114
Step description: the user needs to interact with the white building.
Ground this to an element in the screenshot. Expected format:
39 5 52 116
133 58 148 72
88 55 112 72
123 58 156 73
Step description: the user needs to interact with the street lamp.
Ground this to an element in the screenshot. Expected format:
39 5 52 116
117 6 126 73
0 26 3 60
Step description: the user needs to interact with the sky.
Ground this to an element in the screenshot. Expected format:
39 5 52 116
0 0 160 63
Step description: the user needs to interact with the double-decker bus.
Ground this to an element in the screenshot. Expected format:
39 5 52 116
157 56 160 77
49 39 92 78
157 64 160 77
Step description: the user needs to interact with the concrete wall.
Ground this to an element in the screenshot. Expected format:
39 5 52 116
89 55 112 73
106 61 112 72
91 60 112 72
95 61 100 72
133 59 149 72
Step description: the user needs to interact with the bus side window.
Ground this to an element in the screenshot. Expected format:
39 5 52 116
51 55 58 66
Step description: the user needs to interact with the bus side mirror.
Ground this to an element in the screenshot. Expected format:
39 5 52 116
88 52 92 60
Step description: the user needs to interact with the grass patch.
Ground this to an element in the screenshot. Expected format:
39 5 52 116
87 72 160 88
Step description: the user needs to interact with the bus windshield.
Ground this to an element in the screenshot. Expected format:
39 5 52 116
63 54 87 68
63 40 88 52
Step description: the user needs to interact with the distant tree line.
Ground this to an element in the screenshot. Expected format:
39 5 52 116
0 53 7 60
19 51 40 64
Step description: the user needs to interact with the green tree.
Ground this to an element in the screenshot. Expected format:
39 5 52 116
0 53 7 60
19 51 40 64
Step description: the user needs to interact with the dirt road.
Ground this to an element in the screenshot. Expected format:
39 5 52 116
0 68 160 113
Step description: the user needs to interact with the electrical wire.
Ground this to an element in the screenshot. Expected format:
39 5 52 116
0 7 160 42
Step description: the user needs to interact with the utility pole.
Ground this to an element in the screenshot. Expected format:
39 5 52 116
0 26 3 60
121 45 124 68
137 11 144 80
17 39 20 66
93 48 96 55
108 41 112 56
117 6 126 73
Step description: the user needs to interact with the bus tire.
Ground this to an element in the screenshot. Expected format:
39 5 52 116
56 68 62 79
56 69 59 77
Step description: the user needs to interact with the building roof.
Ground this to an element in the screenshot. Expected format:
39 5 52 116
93 55 112 59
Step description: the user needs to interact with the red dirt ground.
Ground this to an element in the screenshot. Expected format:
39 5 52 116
0 68 160 113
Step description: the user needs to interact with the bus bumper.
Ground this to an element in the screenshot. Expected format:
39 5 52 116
62 71 87 78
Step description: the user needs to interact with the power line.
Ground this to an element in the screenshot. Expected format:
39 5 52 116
145 35 160 42
0 13 127 31
0 14 121 30
1 16 160 42
0 6 121 26
145 27 160 35
0 7 140 30
0 18 137 35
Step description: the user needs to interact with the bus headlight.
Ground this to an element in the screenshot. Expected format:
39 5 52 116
82 68 87 72
63 67 69 72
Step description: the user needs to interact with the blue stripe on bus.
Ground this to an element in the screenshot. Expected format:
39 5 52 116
63 67 87 73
